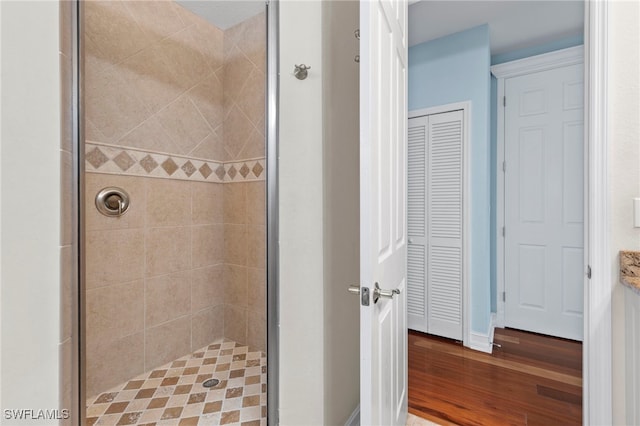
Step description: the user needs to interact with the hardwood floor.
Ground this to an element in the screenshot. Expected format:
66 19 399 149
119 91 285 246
408 328 582 426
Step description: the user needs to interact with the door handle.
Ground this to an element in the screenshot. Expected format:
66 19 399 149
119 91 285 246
373 282 400 304
348 285 361 295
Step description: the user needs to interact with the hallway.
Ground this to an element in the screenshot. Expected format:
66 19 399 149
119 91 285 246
408 328 582 425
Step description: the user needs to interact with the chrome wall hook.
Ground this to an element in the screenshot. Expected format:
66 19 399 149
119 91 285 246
294 64 310 80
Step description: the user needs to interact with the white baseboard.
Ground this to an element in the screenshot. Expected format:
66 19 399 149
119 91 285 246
345 405 359 426
469 313 496 354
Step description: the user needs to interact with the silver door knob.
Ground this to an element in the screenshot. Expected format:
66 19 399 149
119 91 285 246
373 282 400 304
347 285 360 295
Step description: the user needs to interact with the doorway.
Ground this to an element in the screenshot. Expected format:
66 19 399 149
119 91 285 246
77 1 274 424
406 0 587 423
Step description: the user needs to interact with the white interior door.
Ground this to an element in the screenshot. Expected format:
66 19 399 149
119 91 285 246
504 63 584 341
359 0 408 424
408 110 464 341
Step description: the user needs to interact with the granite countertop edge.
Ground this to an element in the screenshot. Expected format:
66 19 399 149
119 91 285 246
619 250 640 294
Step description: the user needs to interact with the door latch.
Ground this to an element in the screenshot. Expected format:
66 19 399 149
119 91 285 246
348 285 370 306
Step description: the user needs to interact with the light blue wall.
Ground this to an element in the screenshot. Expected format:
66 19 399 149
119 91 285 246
409 25 492 335
489 35 584 313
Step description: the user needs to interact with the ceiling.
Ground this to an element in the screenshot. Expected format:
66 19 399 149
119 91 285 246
175 0 265 30
408 0 584 54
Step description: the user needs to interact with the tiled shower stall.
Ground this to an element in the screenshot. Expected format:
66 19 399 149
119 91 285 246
82 1 267 422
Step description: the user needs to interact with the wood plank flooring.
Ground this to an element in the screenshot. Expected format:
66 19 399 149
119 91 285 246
408 328 582 426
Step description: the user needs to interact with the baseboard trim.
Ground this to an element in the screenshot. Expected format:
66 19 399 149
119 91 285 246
469 313 496 354
345 405 360 426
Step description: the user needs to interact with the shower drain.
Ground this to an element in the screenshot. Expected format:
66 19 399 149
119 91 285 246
202 378 220 388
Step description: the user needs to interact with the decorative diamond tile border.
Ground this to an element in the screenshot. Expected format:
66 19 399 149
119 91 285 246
85 142 266 184
86 340 267 426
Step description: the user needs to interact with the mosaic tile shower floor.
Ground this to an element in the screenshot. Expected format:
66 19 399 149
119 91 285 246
86 340 266 426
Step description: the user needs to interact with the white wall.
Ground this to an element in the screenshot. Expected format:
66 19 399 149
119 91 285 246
608 0 640 424
322 1 360 424
278 1 326 424
0 1 62 424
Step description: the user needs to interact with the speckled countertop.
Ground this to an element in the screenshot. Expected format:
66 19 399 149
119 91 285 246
619 251 640 292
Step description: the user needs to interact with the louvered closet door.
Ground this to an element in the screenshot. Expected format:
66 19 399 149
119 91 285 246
407 110 463 340
427 111 463 340
407 116 428 333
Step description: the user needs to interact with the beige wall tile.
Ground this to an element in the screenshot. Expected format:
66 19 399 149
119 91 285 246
188 72 224 131
237 128 265 160
86 280 144 347
189 130 226 162
246 310 265 353
224 264 247 308
222 46 254 106
235 13 266 73
86 228 145 288
245 182 265 226
237 69 265 128
223 105 253 160
246 225 265 269
146 271 192 328
247 267 266 319
85 55 151 143
60 51 73 153
145 316 191 370
117 116 178 154
156 94 212 155
122 0 189 44
224 224 247 266
84 1 152 65
192 224 224 268
224 305 247 346
59 0 72 58
61 151 73 246
191 306 225 351
119 44 187 116
192 182 223 225
192 265 225 312
224 182 246 224
60 246 73 342
86 332 145 399
188 16 224 73
145 226 191 277
85 173 146 231
158 25 210 90
146 178 191 227
59 338 72 424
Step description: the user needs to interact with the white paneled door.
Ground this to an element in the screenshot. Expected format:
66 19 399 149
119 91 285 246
359 0 408 424
407 110 464 341
504 63 584 341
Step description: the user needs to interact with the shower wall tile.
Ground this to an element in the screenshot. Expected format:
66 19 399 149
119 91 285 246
191 265 225 313
59 338 72 426
145 271 192 328
86 280 144 347
144 316 191 369
247 267 266 319
86 174 146 232
192 182 223 225
145 226 191 277
246 181 266 226
60 245 73 342
224 183 246 224
224 224 247 266
145 179 191 227
87 332 145 399
192 224 224 268
246 225 266 269
86 228 145 289
191 306 225 351
224 305 248 346
225 265 248 308
247 311 266 352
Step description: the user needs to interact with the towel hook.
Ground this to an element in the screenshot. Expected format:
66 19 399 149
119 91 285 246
294 64 311 80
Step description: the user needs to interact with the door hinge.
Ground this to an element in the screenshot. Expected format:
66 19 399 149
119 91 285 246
502 161 506 172
503 96 506 107
502 291 506 302
502 226 505 237
587 265 592 279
